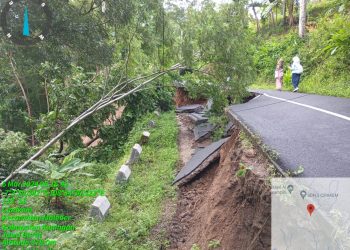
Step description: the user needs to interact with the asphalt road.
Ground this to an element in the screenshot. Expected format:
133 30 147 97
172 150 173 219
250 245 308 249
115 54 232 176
228 89 350 177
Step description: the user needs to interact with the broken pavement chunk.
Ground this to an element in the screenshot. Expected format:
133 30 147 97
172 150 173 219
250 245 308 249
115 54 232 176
193 123 215 141
176 104 204 113
188 113 208 125
173 138 228 185
90 196 111 221
223 121 234 137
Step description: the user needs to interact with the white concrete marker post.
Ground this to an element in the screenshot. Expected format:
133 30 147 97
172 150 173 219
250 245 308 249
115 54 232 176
127 144 142 165
116 165 131 183
140 131 150 145
148 120 156 128
90 196 111 221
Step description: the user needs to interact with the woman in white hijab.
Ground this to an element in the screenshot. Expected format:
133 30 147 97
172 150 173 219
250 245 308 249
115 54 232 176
290 56 303 92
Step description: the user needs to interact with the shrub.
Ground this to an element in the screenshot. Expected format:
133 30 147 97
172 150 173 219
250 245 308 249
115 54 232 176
0 129 29 180
253 32 305 82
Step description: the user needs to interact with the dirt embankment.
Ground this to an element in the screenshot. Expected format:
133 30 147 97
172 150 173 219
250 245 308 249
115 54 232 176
175 88 207 107
169 119 272 249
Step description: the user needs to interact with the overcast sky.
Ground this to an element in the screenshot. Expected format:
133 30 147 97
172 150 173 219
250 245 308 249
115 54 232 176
165 0 233 9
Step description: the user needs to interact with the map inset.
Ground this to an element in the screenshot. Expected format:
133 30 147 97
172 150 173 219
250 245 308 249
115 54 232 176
272 178 350 250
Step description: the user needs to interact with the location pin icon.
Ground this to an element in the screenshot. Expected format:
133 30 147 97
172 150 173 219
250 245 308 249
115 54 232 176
287 184 294 194
307 204 315 216
300 190 307 199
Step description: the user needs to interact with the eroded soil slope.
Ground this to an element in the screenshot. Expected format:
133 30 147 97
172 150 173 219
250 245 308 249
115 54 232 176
169 124 272 250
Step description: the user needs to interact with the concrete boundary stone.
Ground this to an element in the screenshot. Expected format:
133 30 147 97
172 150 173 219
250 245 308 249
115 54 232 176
116 165 131 183
127 144 142 165
148 120 156 128
90 196 111 221
140 131 150 145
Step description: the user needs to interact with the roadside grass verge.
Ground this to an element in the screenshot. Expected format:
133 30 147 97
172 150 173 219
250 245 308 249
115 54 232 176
56 111 179 249
251 75 350 98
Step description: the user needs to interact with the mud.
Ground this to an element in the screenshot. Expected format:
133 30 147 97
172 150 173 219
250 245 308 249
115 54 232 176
168 122 272 249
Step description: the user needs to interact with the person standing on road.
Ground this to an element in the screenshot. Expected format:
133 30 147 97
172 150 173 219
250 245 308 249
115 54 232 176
289 56 303 92
275 58 284 91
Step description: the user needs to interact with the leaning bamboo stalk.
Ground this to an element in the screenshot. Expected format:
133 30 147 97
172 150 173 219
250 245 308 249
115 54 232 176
1 64 181 186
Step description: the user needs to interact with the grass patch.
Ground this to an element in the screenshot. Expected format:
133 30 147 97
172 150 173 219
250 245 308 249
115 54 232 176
251 69 350 98
52 111 179 249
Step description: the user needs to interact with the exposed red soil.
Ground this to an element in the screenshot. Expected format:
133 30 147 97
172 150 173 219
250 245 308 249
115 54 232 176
175 88 207 107
168 121 272 249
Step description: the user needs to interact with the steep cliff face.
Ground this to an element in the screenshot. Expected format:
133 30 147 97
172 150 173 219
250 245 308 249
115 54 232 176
169 129 272 250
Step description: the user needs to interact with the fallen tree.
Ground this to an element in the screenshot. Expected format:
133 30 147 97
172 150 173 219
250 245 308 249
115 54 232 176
1 64 181 186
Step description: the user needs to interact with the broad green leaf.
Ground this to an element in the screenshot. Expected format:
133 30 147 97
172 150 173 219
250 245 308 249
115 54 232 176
50 170 65 180
30 160 50 170
60 158 81 171
66 163 93 173
76 172 94 177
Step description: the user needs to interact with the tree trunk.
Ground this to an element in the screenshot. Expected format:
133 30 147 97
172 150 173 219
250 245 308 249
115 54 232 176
299 0 307 38
288 0 294 26
252 5 260 32
8 52 35 146
271 11 275 26
282 0 287 26
44 78 50 112
275 6 278 24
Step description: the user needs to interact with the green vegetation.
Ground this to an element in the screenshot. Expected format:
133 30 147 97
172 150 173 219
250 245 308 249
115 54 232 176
0 0 253 182
0 1 254 248
1 112 178 249
208 239 221 249
236 163 254 178
252 0 350 97
1 0 349 248
22 157 93 208
0 129 30 178
191 244 201 250
181 1 255 107
56 112 178 249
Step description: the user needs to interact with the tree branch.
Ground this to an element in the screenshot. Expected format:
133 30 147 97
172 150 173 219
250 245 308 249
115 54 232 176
0 64 181 186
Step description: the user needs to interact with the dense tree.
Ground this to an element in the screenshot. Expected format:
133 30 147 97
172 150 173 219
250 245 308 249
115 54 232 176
167 0 255 111
1 0 255 181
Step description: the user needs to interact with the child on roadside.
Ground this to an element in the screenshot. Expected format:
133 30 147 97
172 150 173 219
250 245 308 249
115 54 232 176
275 58 284 91
289 56 303 92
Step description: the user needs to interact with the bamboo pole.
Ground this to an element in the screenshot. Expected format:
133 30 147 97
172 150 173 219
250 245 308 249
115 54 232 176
1 64 181 186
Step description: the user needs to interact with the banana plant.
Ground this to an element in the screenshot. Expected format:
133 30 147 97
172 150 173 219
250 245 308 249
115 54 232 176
19 157 93 208
261 0 279 19
26 158 93 181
